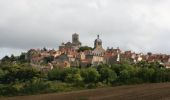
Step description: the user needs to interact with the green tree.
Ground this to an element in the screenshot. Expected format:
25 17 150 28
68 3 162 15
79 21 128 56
1 55 10 63
138 68 155 82
152 68 169 82
22 77 48 94
119 70 130 84
98 67 117 84
18 53 27 63
63 68 82 83
65 73 83 83
48 68 62 81
81 68 100 83
2 65 41 84
10 54 17 62
78 46 93 52
0 69 5 83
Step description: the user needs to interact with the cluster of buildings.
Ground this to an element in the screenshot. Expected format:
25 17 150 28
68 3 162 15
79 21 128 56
26 33 170 70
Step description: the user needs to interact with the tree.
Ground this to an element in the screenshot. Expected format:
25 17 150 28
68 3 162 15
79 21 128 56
78 46 93 52
0 69 5 83
65 73 83 83
98 66 117 84
138 67 155 82
2 64 41 84
152 68 170 83
18 53 27 63
1 55 10 63
63 68 82 83
22 77 48 94
10 54 16 62
48 68 62 81
81 68 100 83
119 70 130 84
111 64 122 76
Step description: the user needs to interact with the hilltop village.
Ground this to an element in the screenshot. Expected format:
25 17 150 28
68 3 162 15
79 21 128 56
1 33 170 96
25 33 170 70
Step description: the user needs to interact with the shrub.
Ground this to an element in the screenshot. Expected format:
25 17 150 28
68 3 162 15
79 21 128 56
22 78 49 94
81 68 100 84
48 68 62 81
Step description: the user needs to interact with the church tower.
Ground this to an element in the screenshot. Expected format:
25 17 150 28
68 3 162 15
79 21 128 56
72 33 81 49
92 35 105 56
94 35 102 49
72 33 79 43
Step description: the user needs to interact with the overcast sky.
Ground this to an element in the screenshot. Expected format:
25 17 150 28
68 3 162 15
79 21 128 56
0 0 170 58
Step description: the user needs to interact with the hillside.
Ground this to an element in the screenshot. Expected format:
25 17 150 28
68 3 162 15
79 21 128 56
1 83 170 100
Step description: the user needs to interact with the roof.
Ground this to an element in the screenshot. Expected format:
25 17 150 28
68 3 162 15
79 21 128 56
73 33 78 36
92 47 105 56
95 35 102 43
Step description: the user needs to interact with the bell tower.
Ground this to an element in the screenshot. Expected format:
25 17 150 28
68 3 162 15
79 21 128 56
72 33 79 43
72 33 81 49
94 35 102 48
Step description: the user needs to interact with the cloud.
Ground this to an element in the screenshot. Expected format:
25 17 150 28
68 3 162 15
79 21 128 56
0 0 170 58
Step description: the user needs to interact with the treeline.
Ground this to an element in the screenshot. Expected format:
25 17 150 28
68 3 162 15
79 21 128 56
48 61 170 85
0 60 170 96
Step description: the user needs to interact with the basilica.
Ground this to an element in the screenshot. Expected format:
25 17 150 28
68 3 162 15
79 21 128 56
59 33 82 51
57 33 107 67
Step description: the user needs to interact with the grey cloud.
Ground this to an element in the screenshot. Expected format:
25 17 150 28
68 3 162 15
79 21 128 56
0 0 170 58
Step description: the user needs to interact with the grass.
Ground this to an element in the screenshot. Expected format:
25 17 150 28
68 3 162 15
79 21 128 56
1 83 170 100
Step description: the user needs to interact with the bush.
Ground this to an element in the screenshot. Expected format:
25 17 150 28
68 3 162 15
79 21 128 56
98 66 117 84
81 68 100 84
1 60 170 96
22 78 49 94
47 81 73 92
63 68 83 83
0 83 24 96
1 65 41 84
48 68 62 81
138 68 155 83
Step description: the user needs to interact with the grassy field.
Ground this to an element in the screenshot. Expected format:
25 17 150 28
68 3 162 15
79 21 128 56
1 83 170 100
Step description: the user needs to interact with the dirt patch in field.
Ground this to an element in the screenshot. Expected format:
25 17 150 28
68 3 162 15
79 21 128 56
1 83 170 100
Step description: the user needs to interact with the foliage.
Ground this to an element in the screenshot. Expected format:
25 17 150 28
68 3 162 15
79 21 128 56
0 60 170 96
81 68 100 84
97 65 117 84
22 78 49 94
18 53 27 63
78 46 93 52
48 68 62 81
1 64 41 84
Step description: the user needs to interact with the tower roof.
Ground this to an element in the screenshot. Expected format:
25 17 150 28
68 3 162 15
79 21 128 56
95 35 102 43
73 33 78 36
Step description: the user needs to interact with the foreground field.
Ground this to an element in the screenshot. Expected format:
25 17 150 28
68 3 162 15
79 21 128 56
1 83 170 100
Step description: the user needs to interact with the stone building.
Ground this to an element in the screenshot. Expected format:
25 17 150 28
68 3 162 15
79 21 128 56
25 33 170 69
59 33 82 51
83 35 106 66
104 47 121 65
93 35 105 55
